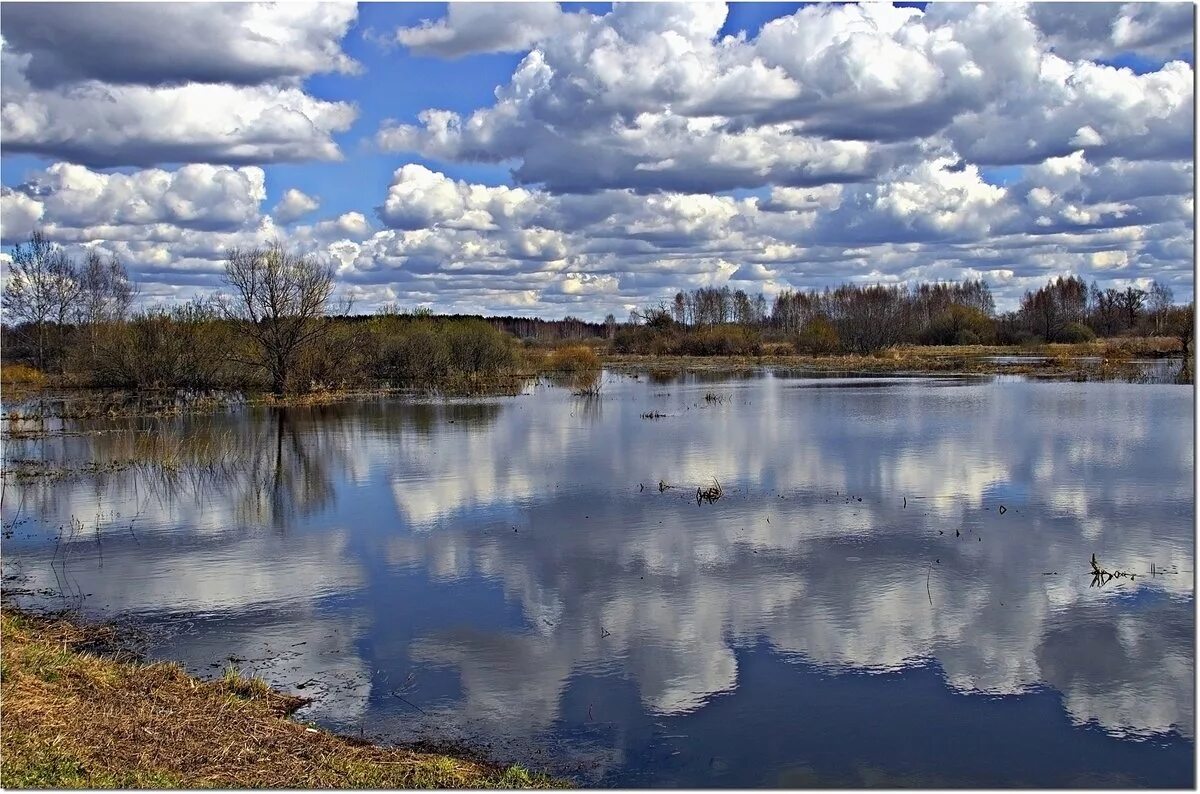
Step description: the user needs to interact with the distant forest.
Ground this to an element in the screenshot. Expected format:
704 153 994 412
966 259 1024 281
0 231 1192 392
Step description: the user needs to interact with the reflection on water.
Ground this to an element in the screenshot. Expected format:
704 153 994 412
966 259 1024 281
2 372 1193 787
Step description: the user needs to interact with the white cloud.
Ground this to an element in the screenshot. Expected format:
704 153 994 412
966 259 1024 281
395 2 578 58
2 79 357 167
273 188 321 223
1 2 1192 315
1030 2 1194 62
0 186 45 244
0 2 359 88
5 162 266 233
0 3 359 167
380 2 1193 193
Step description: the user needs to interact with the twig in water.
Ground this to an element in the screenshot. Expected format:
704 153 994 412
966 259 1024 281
926 561 933 606
696 478 723 505
390 690 426 714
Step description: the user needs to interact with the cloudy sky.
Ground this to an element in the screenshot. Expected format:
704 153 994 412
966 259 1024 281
0 1 1194 319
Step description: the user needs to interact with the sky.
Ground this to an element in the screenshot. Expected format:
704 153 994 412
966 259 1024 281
0 1 1195 320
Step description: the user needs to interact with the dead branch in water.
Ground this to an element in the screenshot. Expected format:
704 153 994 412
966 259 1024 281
1090 553 1136 587
696 478 723 505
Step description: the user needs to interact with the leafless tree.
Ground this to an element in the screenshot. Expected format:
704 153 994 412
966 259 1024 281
219 241 345 394
2 230 80 370
75 249 137 358
1147 280 1174 335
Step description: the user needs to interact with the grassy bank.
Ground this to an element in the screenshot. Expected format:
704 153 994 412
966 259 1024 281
601 338 1189 380
0 609 563 789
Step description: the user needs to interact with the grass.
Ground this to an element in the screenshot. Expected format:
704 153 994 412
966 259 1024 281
1 364 48 388
601 338 1187 380
543 345 601 373
0 608 566 789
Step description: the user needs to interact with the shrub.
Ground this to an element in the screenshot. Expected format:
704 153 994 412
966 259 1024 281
613 325 673 354
292 322 372 390
918 305 995 346
675 326 762 356
954 329 981 346
83 301 235 389
1057 322 1096 343
544 345 600 372
442 319 518 377
794 316 840 354
369 317 517 386
996 327 1038 346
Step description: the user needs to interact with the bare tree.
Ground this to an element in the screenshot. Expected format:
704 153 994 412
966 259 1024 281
1118 286 1146 332
2 230 80 370
219 241 343 394
1148 280 1174 335
76 249 137 358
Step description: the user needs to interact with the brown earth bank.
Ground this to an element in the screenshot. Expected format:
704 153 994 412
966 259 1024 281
0 607 567 789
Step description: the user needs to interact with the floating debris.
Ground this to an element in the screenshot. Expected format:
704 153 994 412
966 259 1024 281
640 411 667 419
696 478 723 505
1090 553 1136 587
998 505 1007 515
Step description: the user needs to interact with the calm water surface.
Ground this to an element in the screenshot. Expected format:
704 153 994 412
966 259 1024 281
2 371 1194 787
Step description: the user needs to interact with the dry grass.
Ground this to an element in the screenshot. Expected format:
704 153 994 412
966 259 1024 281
0 609 564 789
543 346 601 373
601 338 1185 380
1 364 48 388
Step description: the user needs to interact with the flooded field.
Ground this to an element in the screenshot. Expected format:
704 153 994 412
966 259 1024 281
1 371 1193 787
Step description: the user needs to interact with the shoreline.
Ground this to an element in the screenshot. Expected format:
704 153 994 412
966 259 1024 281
0 606 566 789
0 341 1191 418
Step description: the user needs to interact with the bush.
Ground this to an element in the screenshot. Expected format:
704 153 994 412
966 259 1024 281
292 322 372 390
996 327 1038 346
794 316 840 354
370 317 518 385
954 329 980 346
82 302 235 389
675 326 762 356
442 319 518 377
918 305 995 346
1056 322 1096 343
544 345 600 372
613 325 674 355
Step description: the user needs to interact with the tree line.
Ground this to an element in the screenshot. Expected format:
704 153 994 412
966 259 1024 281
617 278 1193 356
2 230 1194 392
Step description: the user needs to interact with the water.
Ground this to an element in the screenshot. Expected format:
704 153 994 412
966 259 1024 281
2 371 1193 787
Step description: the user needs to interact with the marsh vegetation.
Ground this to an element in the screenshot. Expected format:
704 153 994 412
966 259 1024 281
1 231 1192 398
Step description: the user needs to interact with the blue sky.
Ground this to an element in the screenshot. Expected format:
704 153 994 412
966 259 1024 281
0 2 1194 318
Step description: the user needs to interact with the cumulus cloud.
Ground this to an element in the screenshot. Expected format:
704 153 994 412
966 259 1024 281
10 150 1192 316
0 2 359 166
5 162 266 233
1 2 1192 315
1029 2 1194 62
381 2 1193 192
273 188 321 223
395 2 579 58
376 164 541 230
2 76 357 167
0 186 45 244
0 2 359 88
